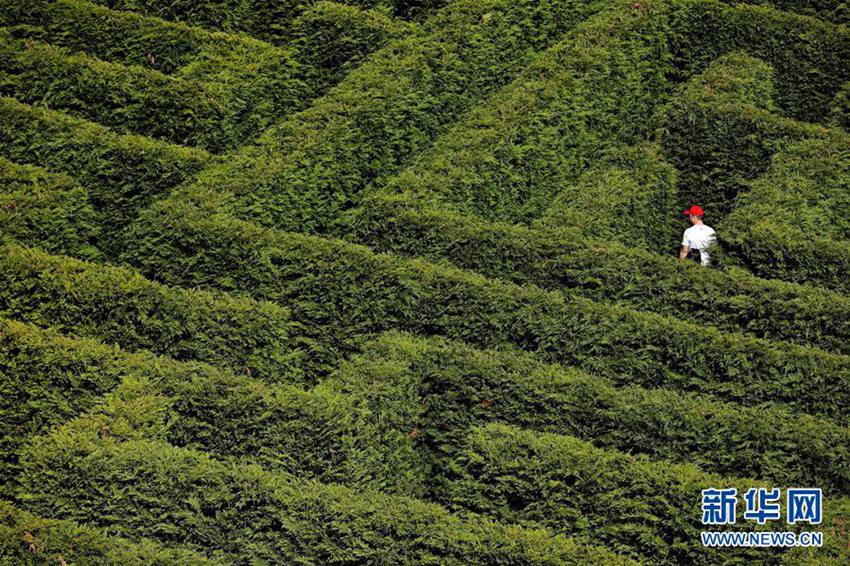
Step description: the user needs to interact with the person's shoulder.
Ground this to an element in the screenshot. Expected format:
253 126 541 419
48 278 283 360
704 224 716 234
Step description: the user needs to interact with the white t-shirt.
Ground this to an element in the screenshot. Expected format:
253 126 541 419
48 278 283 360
682 224 716 266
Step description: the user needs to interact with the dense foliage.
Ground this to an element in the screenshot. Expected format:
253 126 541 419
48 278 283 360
1 0 847 562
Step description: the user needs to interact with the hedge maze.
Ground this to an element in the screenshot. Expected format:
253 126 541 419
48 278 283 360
1 0 848 563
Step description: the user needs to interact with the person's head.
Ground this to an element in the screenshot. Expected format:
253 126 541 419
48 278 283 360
683 205 704 225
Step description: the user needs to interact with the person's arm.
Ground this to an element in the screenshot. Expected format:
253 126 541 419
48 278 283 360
679 244 690 260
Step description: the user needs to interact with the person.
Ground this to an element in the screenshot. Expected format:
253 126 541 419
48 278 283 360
679 205 716 267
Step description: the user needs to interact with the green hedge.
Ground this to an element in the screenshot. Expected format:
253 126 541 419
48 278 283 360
670 0 850 123
831 81 850 131
0 500 218 564
0 0 309 123
291 1 416 93
662 52 826 217
0 0 408 105
371 2 676 230
679 50 779 111
0 317 337 490
0 158 102 260
0 97 210 252
0 319 422 498
177 0 613 234
8 326 842 561
532 144 679 249
88 0 274 37
125 198 850 420
730 0 850 24
18 428 628 565
361 1 848 232
87 0 382 44
726 227 850 294
177 1 844 235
0 319 132 486
86 0 435 42
82 351 394 492
445 424 845 564
106 369 385 489
18 325 846 501
722 134 850 292
0 35 242 151
1 0 200 73
364 0 850 229
329 332 850 497
0 243 305 381
0 0 289 75
389 0 446 19
726 135 850 244
345 194 850 355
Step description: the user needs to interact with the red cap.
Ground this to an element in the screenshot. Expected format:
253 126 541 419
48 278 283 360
683 205 704 217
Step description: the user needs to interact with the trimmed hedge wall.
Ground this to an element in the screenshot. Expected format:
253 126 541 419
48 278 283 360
86 0 384 44
389 0 446 19
87 0 439 41
726 134 850 244
0 0 203 73
675 49 779 111
372 1 677 230
0 0 298 77
125 198 850 420
730 227 850 294
662 52 827 217
0 319 132 486
18 429 628 564
0 158 102 260
329 332 850 497
7 323 843 561
175 0 849 234
1 3 428 148
724 226 850 294
0 0 309 125
82 350 396 492
5 0 410 104
0 501 218 564
345 194 850 355
0 318 336 490
445 424 847 564
3 0 847 561
0 97 210 252
832 81 850 131
291 1 416 93
19 325 846 500
722 134 850 293
0 35 241 151
100 368 383 489
364 3 849 231
177 0 613 234
731 0 850 24
173 0 850 234
532 144 679 249
0 243 305 381
670 0 850 123
88 0 283 38
0 321 437 498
